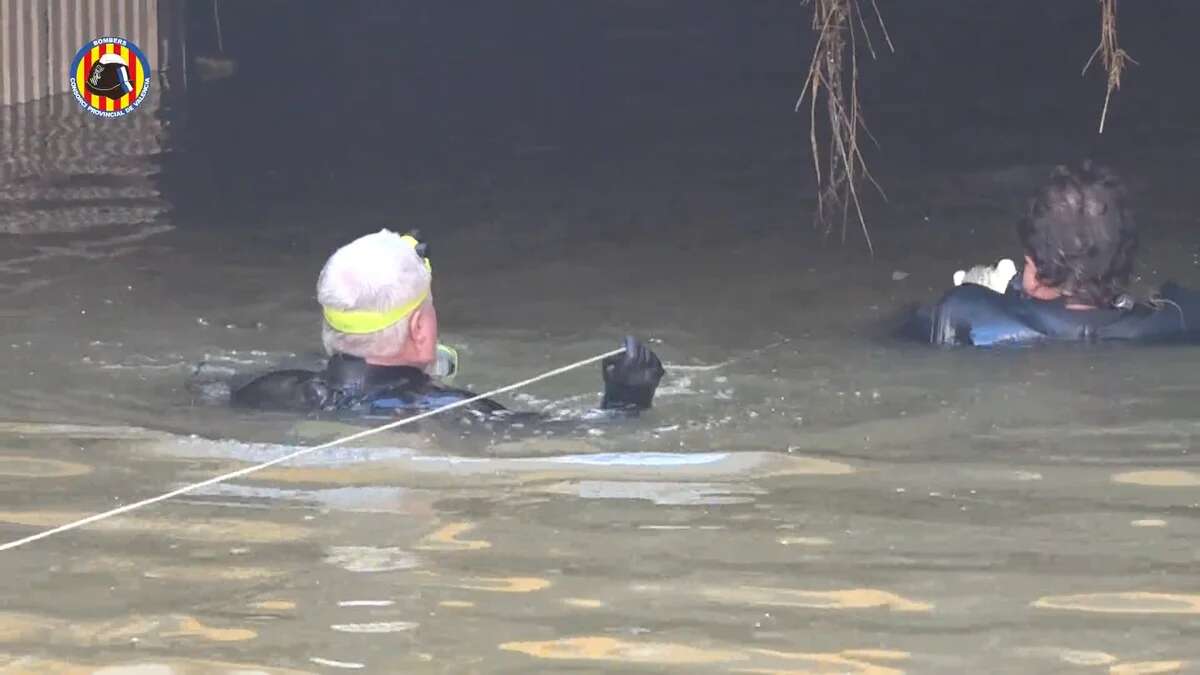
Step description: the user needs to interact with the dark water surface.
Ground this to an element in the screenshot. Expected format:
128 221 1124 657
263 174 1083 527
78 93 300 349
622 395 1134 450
2 2 1200 673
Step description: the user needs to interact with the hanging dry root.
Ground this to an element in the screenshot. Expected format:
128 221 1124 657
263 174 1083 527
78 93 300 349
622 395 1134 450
1082 0 1136 134
796 0 891 255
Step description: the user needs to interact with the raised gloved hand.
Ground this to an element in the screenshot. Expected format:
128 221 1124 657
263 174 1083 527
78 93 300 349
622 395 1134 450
601 335 666 411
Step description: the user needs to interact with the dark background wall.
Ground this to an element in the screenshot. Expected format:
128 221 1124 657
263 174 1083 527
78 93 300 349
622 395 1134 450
162 1 1200 228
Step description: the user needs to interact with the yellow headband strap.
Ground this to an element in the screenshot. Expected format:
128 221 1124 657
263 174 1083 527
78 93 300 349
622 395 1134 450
321 234 432 335
323 287 429 334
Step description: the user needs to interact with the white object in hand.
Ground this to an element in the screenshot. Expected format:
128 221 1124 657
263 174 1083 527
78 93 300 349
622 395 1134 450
952 258 1017 294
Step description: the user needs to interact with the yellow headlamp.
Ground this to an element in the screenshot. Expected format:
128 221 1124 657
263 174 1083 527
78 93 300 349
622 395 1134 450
321 233 433 335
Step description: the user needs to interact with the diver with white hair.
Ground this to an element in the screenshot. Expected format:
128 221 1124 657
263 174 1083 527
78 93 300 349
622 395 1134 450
231 229 665 417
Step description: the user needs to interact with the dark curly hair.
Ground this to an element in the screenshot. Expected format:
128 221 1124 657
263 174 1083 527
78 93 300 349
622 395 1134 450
1016 160 1138 307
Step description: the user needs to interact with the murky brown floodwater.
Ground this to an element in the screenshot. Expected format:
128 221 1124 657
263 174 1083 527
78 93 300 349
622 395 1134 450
4 8 1200 669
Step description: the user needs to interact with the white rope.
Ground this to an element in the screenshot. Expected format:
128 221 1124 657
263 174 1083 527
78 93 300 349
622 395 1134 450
664 338 791 371
0 347 624 553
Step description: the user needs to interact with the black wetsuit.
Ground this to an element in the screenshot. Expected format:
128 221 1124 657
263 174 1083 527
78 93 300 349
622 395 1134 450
905 276 1200 347
230 337 665 419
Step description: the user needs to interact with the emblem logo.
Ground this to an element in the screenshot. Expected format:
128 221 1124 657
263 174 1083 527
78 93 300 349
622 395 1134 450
69 37 151 117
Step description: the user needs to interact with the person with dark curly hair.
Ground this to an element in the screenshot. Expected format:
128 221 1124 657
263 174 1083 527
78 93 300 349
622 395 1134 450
906 161 1200 346
1015 161 1138 309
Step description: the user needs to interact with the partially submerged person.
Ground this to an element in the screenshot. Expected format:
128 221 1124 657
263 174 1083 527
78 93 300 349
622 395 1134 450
909 161 1200 346
231 229 665 418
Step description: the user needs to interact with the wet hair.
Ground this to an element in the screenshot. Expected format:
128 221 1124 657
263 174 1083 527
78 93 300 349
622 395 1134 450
1016 160 1137 307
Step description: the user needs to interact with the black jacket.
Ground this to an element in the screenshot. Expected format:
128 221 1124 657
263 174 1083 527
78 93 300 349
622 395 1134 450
906 281 1200 346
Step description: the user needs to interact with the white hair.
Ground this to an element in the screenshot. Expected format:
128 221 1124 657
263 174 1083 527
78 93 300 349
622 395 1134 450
316 229 432 357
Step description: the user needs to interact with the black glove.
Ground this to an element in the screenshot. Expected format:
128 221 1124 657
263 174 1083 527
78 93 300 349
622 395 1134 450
601 335 665 411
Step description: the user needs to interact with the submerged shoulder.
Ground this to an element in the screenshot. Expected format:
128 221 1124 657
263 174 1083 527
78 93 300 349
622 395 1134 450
231 368 331 411
1120 282 1200 342
926 283 1038 346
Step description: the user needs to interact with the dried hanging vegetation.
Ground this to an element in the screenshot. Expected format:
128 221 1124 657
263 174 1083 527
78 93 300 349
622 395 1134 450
799 0 1134 253
796 0 891 255
1082 0 1136 134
